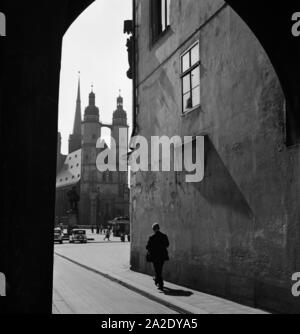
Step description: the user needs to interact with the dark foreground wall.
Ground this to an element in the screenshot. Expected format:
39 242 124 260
0 0 93 314
131 0 300 314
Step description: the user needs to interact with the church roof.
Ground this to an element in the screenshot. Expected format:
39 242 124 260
113 94 127 119
85 89 100 117
56 149 81 189
113 107 127 119
85 105 100 116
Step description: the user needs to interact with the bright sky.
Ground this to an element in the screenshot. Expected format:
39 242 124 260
58 0 132 154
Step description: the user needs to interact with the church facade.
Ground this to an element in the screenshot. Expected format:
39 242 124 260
55 79 129 227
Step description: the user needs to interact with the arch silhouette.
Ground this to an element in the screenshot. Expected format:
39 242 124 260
65 1 300 143
1 0 299 314
63 0 94 34
225 1 300 144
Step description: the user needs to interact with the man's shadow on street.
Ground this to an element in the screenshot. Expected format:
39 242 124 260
162 287 193 297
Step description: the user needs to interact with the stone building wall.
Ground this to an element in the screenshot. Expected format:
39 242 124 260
131 0 300 313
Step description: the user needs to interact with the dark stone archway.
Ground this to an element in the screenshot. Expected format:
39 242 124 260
0 0 300 314
225 0 300 145
0 0 94 314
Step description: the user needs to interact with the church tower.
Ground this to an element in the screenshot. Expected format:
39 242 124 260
68 77 82 154
112 92 129 189
80 86 101 226
112 92 128 163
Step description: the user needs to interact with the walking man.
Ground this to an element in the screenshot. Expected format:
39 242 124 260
104 229 111 241
146 223 169 291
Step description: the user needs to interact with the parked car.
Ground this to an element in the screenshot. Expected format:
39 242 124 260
69 229 87 244
54 228 64 244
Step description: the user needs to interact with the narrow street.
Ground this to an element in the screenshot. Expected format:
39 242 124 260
53 232 267 315
53 233 178 314
53 254 177 314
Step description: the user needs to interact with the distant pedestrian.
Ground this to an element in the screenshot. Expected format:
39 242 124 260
146 223 169 291
91 225 94 234
104 230 110 241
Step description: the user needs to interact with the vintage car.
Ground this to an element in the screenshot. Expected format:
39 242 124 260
54 228 64 244
69 229 87 244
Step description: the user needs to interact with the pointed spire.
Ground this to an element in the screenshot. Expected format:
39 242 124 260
73 73 82 136
76 71 81 103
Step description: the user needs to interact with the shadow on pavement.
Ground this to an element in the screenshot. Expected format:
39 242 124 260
163 287 193 297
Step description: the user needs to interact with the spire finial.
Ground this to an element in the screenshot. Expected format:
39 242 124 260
117 90 123 108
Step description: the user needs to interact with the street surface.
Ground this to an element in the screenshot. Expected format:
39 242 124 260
53 232 176 314
53 231 267 314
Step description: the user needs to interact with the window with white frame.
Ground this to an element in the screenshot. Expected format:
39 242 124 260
181 42 200 114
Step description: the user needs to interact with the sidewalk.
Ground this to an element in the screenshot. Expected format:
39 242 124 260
54 236 267 314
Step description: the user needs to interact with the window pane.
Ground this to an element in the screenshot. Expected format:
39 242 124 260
166 0 171 26
161 0 166 31
182 74 191 94
182 53 190 73
192 87 200 107
191 43 200 66
183 92 192 112
191 66 200 88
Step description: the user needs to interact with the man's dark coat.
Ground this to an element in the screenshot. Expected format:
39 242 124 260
146 231 169 262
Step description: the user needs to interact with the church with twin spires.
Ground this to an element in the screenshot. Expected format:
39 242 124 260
56 78 129 227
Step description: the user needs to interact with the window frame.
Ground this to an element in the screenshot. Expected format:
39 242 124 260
150 0 171 44
180 41 201 115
